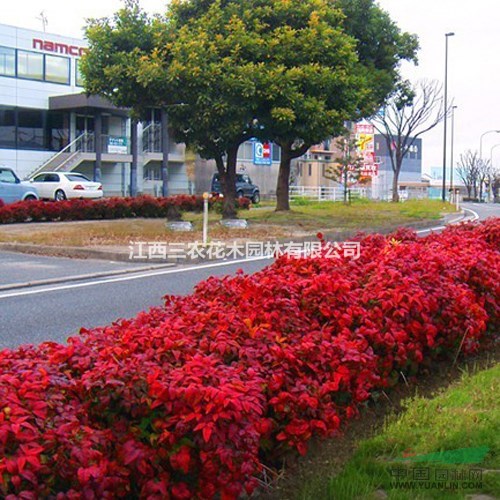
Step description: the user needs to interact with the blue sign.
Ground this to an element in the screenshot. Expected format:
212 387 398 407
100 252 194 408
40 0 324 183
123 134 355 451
253 141 272 165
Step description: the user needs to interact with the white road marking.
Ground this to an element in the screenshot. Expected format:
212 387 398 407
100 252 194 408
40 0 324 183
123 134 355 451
0 206 488 301
0 256 273 300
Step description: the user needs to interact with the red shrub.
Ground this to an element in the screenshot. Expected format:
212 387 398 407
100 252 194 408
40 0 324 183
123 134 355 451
0 219 498 498
0 194 250 225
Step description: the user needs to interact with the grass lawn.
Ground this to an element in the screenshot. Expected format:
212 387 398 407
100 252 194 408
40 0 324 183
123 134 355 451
0 199 457 248
300 363 500 500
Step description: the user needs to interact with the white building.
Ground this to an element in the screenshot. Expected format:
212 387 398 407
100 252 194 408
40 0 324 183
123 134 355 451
0 23 191 196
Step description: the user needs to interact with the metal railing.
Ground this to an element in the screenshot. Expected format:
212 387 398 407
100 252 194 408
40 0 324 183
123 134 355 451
289 186 370 201
142 123 162 153
26 132 92 179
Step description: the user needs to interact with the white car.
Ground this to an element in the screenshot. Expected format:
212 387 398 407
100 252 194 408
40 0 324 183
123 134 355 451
29 172 103 201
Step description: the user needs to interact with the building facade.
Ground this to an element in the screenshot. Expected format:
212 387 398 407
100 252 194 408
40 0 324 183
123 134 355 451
294 134 424 200
0 23 284 198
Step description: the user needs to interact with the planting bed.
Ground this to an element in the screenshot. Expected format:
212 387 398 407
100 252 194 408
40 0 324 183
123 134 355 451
0 195 250 225
0 219 498 499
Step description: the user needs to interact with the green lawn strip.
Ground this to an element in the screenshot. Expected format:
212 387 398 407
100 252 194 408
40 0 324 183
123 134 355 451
300 364 500 500
239 200 455 232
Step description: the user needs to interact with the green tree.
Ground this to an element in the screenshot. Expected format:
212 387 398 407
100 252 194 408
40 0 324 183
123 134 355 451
82 0 417 215
254 0 419 211
81 0 163 114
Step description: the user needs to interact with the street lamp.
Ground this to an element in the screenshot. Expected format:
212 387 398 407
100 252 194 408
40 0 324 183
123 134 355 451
442 32 455 201
490 144 500 166
450 105 457 196
479 129 500 159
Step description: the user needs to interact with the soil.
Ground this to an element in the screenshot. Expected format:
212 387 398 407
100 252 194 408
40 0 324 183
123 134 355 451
256 340 500 500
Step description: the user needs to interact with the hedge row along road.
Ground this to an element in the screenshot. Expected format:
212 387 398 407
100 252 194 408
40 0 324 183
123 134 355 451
0 216 498 498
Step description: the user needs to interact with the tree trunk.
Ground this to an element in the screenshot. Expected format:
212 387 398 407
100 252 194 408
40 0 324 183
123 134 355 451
391 171 400 202
343 167 348 205
275 141 310 212
276 147 292 211
214 146 239 219
391 154 402 202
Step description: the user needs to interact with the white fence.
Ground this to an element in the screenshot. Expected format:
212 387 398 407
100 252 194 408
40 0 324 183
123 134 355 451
289 186 370 201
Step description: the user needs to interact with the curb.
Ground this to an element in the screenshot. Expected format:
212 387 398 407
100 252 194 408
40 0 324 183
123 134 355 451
0 262 176 292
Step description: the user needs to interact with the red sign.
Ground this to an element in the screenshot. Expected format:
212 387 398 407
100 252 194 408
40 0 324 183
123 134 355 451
262 142 271 159
33 38 87 57
355 124 374 135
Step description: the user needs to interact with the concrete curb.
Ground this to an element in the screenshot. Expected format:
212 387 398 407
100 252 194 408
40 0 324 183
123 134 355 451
0 262 176 292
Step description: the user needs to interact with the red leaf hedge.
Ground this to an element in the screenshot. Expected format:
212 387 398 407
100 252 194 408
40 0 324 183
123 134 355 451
0 219 499 498
0 195 250 224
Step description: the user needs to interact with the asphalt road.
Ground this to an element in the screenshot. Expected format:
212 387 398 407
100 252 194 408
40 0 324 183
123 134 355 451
0 202 497 350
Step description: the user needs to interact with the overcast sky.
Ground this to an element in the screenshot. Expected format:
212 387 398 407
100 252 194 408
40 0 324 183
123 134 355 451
4 0 500 173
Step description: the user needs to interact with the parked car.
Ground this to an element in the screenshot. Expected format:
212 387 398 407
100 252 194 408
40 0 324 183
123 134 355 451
29 172 103 201
211 173 260 203
0 166 39 204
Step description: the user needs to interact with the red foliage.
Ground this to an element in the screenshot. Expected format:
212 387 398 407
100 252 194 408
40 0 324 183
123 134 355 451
0 194 250 224
0 219 498 498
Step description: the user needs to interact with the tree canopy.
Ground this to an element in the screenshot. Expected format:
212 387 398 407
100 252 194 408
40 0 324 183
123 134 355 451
81 0 419 214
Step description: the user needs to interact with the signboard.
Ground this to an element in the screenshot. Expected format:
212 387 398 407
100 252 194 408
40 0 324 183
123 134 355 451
253 141 272 165
354 123 377 177
108 136 128 154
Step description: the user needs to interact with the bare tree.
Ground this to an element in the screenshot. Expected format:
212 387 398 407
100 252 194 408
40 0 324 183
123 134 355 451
370 80 447 202
492 168 500 201
477 159 492 201
457 150 480 200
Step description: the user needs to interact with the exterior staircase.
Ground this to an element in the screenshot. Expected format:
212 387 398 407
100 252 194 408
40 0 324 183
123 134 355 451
25 132 93 180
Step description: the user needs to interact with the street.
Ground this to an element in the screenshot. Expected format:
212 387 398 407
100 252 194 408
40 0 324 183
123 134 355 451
0 202 498 350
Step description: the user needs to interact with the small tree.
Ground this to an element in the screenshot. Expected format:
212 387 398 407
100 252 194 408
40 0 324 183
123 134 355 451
324 130 364 204
371 80 447 202
457 150 480 200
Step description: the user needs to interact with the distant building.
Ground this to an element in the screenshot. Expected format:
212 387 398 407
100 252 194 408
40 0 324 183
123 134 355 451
294 134 425 200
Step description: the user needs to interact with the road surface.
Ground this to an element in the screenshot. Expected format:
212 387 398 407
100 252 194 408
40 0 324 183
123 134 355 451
0 202 497 350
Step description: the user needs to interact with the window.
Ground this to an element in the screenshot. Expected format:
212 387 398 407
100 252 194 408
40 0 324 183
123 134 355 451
17 109 44 149
0 168 18 183
45 54 70 84
47 112 69 151
237 141 253 161
44 174 60 182
33 174 48 182
272 144 280 162
65 173 90 182
0 47 15 77
17 50 43 81
0 107 16 149
308 164 312 176
75 59 84 87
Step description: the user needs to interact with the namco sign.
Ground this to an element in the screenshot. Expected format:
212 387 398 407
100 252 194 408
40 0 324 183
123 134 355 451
32 38 87 57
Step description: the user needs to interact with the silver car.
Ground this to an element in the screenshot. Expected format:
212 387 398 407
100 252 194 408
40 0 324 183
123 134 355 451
0 166 39 204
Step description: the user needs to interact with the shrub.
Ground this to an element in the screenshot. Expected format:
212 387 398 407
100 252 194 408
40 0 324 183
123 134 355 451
0 195 250 225
0 220 498 498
